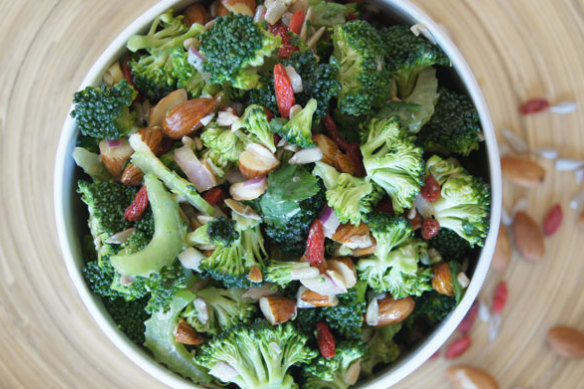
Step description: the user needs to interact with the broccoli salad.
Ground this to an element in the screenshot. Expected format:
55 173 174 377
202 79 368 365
71 1 490 388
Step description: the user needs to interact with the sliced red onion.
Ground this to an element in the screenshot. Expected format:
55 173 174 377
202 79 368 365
177 247 205 271
105 228 137 244
254 4 266 23
285 65 303 93
555 158 584 171
415 193 434 219
320 206 340 239
106 139 121 147
288 147 323 165
550 101 577 114
502 129 529 154
174 145 217 192
229 177 268 201
209 362 239 382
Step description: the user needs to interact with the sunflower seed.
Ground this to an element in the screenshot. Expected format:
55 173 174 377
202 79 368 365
555 158 584 171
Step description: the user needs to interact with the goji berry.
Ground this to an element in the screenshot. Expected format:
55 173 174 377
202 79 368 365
420 175 441 202
519 98 550 115
444 335 472 359
264 108 274 122
202 187 225 206
288 10 305 35
543 204 562 236
121 56 138 91
316 322 336 359
492 281 508 314
458 300 478 333
322 114 351 150
421 218 440 239
306 219 325 266
124 186 149 222
273 64 295 118
269 22 298 59
374 197 394 213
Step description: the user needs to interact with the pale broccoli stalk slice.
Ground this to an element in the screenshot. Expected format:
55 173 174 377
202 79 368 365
357 239 433 298
110 174 185 276
186 224 213 246
195 321 317 389
144 289 212 384
303 341 365 389
264 260 319 286
313 161 340 190
326 174 383 225
129 133 215 215
360 118 424 212
72 147 111 182
236 104 277 152
361 324 402 376
278 98 318 148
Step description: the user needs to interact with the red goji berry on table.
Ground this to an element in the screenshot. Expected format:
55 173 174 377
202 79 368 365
124 185 149 222
288 10 305 35
273 64 295 119
306 219 325 266
543 204 563 236
492 281 508 314
458 300 479 333
421 218 440 239
316 322 336 359
445 335 472 359
420 175 441 202
519 98 550 115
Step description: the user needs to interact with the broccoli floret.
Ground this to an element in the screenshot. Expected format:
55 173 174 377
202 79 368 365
196 320 317 388
425 155 490 247
71 80 137 140
200 123 249 168
182 287 257 336
277 98 318 148
237 104 277 152
303 340 365 389
265 260 319 286
379 25 450 98
409 290 456 325
417 88 482 156
365 212 414 261
208 217 239 247
145 289 212 384
200 14 281 90
357 239 433 298
308 0 359 27
127 10 205 101
332 20 390 116
103 295 149 345
326 174 383 225
129 133 215 215
428 228 471 261
320 280 368 340
361 324 402 376
248 78 279 116
360 118 424 212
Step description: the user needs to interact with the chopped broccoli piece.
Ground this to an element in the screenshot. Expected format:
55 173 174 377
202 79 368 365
425 155 490 247
303 340 365 389
379 25 449 98
308 0 359 27
326 174 384 225
265 260 318 286
127 10 205 101
428 228 471 261
357 239 433 298
200 14 281 90
313 161 340 190
195 320 317 388
277 98 318 148
208 217 239 247
406 291 455 327
237 104 277 152
103 295 149 346
361 324 402 376
320 280 368 340
332 20 390 116
365 212 414 261
71 80 137 140
360 118 425 212
417 88 482 156
200 123 249 168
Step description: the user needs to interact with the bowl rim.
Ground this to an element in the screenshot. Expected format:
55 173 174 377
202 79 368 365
53 1 502 388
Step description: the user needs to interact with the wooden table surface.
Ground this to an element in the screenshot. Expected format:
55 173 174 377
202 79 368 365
1 0 584 388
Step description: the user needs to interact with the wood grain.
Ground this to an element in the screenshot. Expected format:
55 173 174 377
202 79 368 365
0 0 583 388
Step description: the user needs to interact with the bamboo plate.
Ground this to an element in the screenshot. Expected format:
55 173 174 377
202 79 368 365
1 0 583 388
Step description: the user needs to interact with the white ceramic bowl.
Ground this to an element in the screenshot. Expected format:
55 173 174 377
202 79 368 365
54 1 502 388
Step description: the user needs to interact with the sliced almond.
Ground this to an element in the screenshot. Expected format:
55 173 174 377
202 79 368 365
327 258 357 288
184 4 210 26
332 223 372 248
99 139 134 178
175 319 206 345
372 295 415 327
345 359 361 385
312 134 339 165
501 156 546 187
447 365 499 389
547 326 584 359
259 296 297 325
238 143 280 179
163 98 215 139
512 211 545 261
222 0 255 16
491 226 511 273
299 287 339 307
229 177 268 201
149 89 188 127
352 240 377 257
334 150 356 175
138 127 163 154
300 272 347 296
432 261 454 297
248 265 263 283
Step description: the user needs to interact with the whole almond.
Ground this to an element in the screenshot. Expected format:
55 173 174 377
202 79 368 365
149 89 188 127
99 139 134 178
432 261 454 297
248 265 263 283
501 156 546 187
334 151 355 175
137 127 163 154
546 326 584 359
512 211 545 261
352 241 377 257
447 365 499 389
163 98 215 139
312 134 339 165
259 296 297 325
121 164 144 186
332 223 371 245
373 296 415 327
183 4 210 26
491 226 511 272
300 289 338 307
175 319 206 345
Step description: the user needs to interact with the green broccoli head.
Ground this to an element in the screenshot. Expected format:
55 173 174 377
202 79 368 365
366 212 414 260
357 239 433 298
332 20 391 116
201 14 281 90
195 320 317 389
265 260 319 287
361 324 402 376
360 118 425 212
417 88 482 156
320 280 368 340
426 155 490 247
238 104 277 152
326 174 383 225
127 10 206 101
379 25 450 98
71 80 137 140
304 340 365 389
200 123 248 166
277 98 318 148
406 290 456 327
428 228 471 261
103 295 149 346
208 217 240 247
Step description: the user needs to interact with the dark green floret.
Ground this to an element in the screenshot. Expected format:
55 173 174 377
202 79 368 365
428 228 471 261
379 25 450 97
417 88 482 156
103 295 149 345
405 291 455 327
365 212 414 260
201 123 249 173
303 340 365 389
332 20 390 116
71 80 137 140
200 14 281 90
361 324 402 376
208 217 239 247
